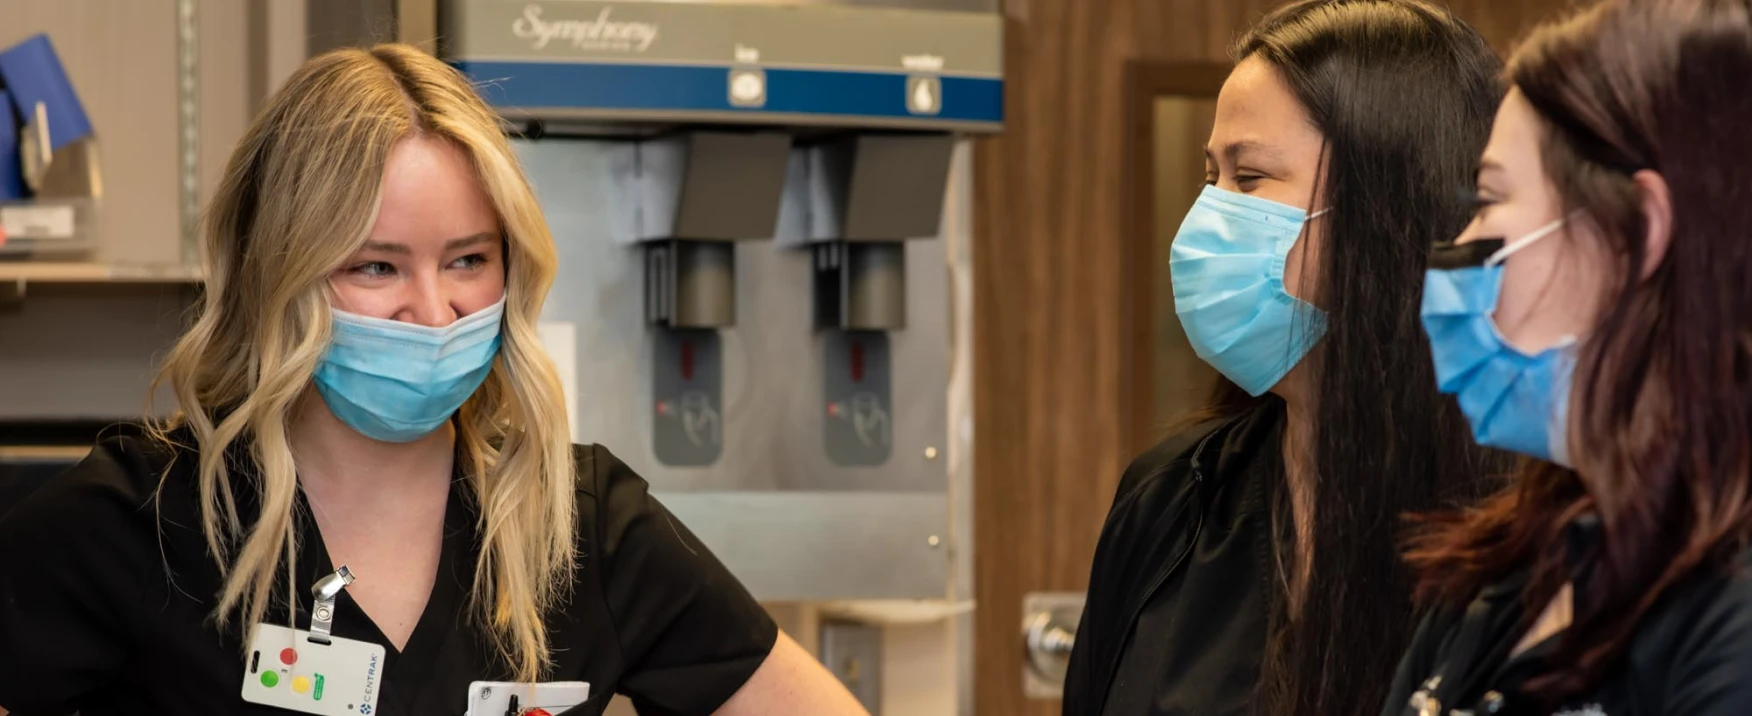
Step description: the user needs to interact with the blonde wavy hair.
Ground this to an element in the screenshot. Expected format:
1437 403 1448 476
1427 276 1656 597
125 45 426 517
148 44 576 681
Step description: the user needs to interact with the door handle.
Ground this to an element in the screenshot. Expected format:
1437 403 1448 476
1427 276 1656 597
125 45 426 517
1021 592 1085 699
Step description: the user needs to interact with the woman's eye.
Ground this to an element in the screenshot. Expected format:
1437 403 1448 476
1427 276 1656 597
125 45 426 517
1469 193 1500 216
347 261 395 278
451 253 489 270
1234 174 1264 189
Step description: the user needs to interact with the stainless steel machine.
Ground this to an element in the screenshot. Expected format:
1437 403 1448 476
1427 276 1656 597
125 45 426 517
426 0 1003 608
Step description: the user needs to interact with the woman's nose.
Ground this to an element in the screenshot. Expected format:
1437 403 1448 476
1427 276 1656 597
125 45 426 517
402 282 460 327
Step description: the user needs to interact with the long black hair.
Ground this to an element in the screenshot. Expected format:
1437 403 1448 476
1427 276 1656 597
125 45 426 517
1203 1 1510 713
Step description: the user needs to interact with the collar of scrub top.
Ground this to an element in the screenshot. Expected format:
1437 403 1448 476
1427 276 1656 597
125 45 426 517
307 565 355 645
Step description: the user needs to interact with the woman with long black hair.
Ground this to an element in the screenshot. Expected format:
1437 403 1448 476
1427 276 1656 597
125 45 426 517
1388 0 1752 713
1062 1 1507 714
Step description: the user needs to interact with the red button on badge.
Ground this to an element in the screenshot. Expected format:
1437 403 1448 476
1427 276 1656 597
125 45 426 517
280 648 298 665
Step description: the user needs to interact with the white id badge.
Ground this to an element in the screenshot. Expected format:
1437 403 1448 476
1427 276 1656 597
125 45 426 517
464 680 590 716
241 623 387 715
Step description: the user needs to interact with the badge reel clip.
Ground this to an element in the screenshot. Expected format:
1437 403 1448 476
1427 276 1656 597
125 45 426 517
308 565 354 645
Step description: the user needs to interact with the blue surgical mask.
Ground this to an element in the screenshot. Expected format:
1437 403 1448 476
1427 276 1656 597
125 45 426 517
1169 184 1328 396
1421 218 1575 465
313 297 506 443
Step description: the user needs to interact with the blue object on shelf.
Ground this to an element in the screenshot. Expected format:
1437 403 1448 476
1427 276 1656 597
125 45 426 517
0 34 93 151
0 90 21 200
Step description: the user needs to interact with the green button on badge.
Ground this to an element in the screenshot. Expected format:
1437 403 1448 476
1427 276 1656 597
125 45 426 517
260 671 279 688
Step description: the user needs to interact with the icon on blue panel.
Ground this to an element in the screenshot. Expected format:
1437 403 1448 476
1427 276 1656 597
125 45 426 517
729 68 767 108
906 76 941 116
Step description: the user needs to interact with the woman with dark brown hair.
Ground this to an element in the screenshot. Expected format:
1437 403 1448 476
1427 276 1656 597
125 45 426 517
1385 0 1752 713
1064 1 1508 715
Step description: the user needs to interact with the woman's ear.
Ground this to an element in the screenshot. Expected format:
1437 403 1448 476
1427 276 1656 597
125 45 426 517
1633 169 1672 282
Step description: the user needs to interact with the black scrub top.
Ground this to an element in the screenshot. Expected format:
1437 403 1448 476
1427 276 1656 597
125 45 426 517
1380 519 1752 716
1101 414 1278 716
0 431 778 716
1063 402 1283 716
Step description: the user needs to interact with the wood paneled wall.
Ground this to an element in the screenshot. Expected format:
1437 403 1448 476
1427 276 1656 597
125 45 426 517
970 1 1578 714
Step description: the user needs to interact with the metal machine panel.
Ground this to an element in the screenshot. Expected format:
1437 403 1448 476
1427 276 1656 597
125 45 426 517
444 0 1003 131
520 138 951 598
660 492 948 600
820 619 885 712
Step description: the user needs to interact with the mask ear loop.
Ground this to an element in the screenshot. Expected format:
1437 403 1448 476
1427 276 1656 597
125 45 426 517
1485 216 1570 267
1305 207 1331 221
1485 214 1585 350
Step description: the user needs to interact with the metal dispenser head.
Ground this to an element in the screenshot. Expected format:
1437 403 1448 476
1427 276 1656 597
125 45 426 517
612 130 792 329
779 133 957 332
813 241 906 331
774 132 958 467
604 130 790 467
647 239 736 329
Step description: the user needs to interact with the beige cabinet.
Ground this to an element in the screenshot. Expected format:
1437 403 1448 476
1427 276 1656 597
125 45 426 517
0 0 256 273
0 0 261 416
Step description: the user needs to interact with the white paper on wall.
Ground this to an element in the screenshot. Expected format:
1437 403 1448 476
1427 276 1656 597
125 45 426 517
536 321 581 443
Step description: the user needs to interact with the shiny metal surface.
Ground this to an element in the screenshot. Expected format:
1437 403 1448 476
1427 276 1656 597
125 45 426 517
820 620 884 713
640 0 997 11
520 137 952 599
176 0 200 265
1022 592 1086 699
658 492 949 599
523 137 949 493
844 242 906 330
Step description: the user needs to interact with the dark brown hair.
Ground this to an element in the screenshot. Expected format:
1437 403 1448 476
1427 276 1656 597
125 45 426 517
1405 0 1752 702
1200 1 1509 714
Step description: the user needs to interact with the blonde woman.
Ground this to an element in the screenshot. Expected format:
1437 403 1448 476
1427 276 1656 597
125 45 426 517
0 45 867 716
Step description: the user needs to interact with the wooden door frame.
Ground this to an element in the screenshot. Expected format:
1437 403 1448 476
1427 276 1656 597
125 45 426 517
1120 61 1231 454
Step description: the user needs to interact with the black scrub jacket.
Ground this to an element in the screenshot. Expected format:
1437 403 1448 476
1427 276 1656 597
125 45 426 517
1380 519 1752 716
1063 401 1283 716
0 431 778 716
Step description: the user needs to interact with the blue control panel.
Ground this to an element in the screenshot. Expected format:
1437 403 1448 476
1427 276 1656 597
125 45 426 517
443 0 1005 132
